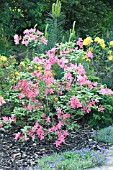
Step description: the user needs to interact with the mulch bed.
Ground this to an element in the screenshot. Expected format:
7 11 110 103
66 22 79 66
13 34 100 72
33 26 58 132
0 125 111 170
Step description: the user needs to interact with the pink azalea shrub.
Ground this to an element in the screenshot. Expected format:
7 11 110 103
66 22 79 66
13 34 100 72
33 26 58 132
1 29 113 146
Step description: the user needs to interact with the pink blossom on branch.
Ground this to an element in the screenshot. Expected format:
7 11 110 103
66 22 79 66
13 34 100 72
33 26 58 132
40 36 48 45
15 132 21 140
70 96 82 108
86 51 93 59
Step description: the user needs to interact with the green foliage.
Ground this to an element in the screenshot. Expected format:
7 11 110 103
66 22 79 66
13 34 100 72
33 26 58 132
45 0 65 49
88 94 113 128
61 0 113 37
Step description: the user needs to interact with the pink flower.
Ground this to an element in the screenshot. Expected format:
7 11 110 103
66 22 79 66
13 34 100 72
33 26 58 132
70 96 82 108
64 72 73 80
18 93 25 99
45 88 54 95
27 104 33 111
82 106 91 113
2 116 9 122
56 113 61 119
24 134 29 141
86 51 93 59
57 107 62 114
64 130 68 137
100 85 113 95
77 64 86 75
40 135 44 140
11 115 16 124
63 113 70 119
40 36 48 45
58 135 65 143
55 140 61 147
37 30 43 35
32 71 42 79
46 116 51 123
77 38 83 48
23 29 30 35
14 34 21 45
93 82 98 86
23 102 27 108
36 127 44 137
22 38 28 46
77 75 88 86
98 105 105 112
15 132 21 140
0 122 4 127
58 57 68 69
56 121 62 129
50 125 58 132
42 113 46 119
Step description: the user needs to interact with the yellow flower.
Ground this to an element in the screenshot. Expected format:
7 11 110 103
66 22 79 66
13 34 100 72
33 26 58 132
94 37 100 42
86 58 91 62
0 56 7 62
14 71 19 77
110 41 113 47
100 43 105 48
83 37 93 46
28 66 33 70
98 39 105 45
50 83 54 87
20 61 25 67
54 97 58 101
108 50 112 55
37 66 42 70
108 55 113 60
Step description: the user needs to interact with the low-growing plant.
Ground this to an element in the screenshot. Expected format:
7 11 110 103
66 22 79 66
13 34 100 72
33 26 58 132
24 148 106 170
93 125 113 144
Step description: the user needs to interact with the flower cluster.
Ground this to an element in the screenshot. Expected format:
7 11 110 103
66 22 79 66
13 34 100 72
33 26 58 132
14 28 48 46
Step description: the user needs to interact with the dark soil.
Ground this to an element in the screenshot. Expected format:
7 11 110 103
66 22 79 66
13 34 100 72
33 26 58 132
0 125 111 170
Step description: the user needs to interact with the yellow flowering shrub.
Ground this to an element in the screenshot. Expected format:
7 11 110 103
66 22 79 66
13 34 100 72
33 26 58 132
83 36 113 88
83 37 93 46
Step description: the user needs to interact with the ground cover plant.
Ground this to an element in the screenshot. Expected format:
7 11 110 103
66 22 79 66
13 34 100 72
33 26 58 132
25 148 106 170
93 125 113 144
